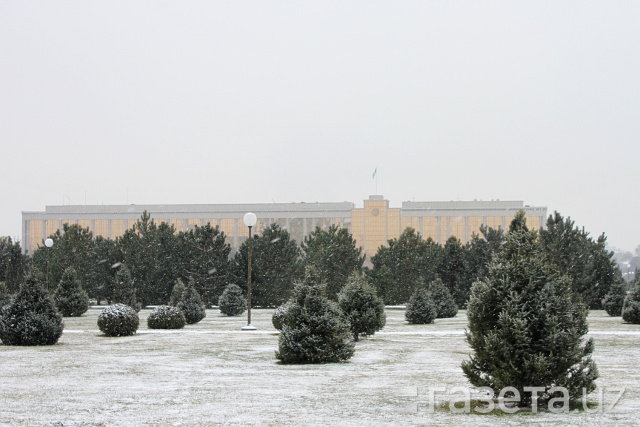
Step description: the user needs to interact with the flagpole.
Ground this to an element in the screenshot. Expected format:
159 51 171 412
373 167 378 194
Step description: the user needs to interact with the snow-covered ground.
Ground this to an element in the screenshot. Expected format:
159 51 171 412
0 309 638 426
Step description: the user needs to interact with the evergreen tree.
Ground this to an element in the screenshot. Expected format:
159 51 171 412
302 225 365 300
168 278 186 306
0 277 64 345
462 215 598 407
234 223 303 308
276 266 355 364
405 287 437 324
86 236 118 305
586 234 621 309
0 237 28 293
369 228 442 305
29 224 95 292
111 265 138 310
602 274 627 317
437 236 469 308
427 278 458 318
116 212 184 306
465 225 505 286
54 267 89 317
337 272 386 341
218 284 246 316
541 212 620 309
177 279 206 324
622 275 640 324
0 281 11 307
178 223 232 306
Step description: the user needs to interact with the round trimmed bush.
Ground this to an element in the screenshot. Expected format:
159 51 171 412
0 279 64 346
622 278 640 324
622 297 640 324
98 304 139 336
405 288 436 324
177 281 206 324
218 284 245 316
147 305 186 329
272 304 290 330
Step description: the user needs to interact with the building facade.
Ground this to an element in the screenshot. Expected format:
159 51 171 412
22 195 547 257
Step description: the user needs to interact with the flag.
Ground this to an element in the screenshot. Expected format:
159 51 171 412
372 168 377 179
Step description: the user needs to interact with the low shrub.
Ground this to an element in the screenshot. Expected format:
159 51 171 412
218 284 245 316
405 288 436 324
177 279 206 324
147 305 186 329
622 298 640 324
272 304 290 330
0 278 64 346
622 278 640 324
98 304 139 337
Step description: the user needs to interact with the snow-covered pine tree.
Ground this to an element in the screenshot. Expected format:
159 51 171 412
462 211 598 407
177 278 206 324
276 266 355 363
302 224 365 300
218 283 245 316
337 272 386 341
0 281 10 307
437 236 469 308
54 267 89 317
602 276 627 317
369 228 441 305
111 265 138 309
168 278 185 306
233 223 303 307
427 277 458 318
0 277 64 345
405 287 436 324
622 274 640 324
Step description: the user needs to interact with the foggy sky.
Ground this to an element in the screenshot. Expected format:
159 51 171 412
1 1 638 251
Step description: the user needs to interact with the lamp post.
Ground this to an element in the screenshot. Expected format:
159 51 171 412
44 238 54 291
242 212 257 331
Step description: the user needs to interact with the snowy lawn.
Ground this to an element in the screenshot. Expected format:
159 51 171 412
0 309 638 426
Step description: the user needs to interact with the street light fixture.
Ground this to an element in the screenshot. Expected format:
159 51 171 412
44 238 54 291
242 212 257 331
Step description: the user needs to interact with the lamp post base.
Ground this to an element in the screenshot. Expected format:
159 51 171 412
241 324 257 331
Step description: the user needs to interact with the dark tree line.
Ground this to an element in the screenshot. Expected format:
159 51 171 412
13 214 364 308
367 225 504 307
1 209 623 312
368 211 622 309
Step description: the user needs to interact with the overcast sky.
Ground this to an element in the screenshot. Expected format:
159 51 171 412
1 1 638 251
